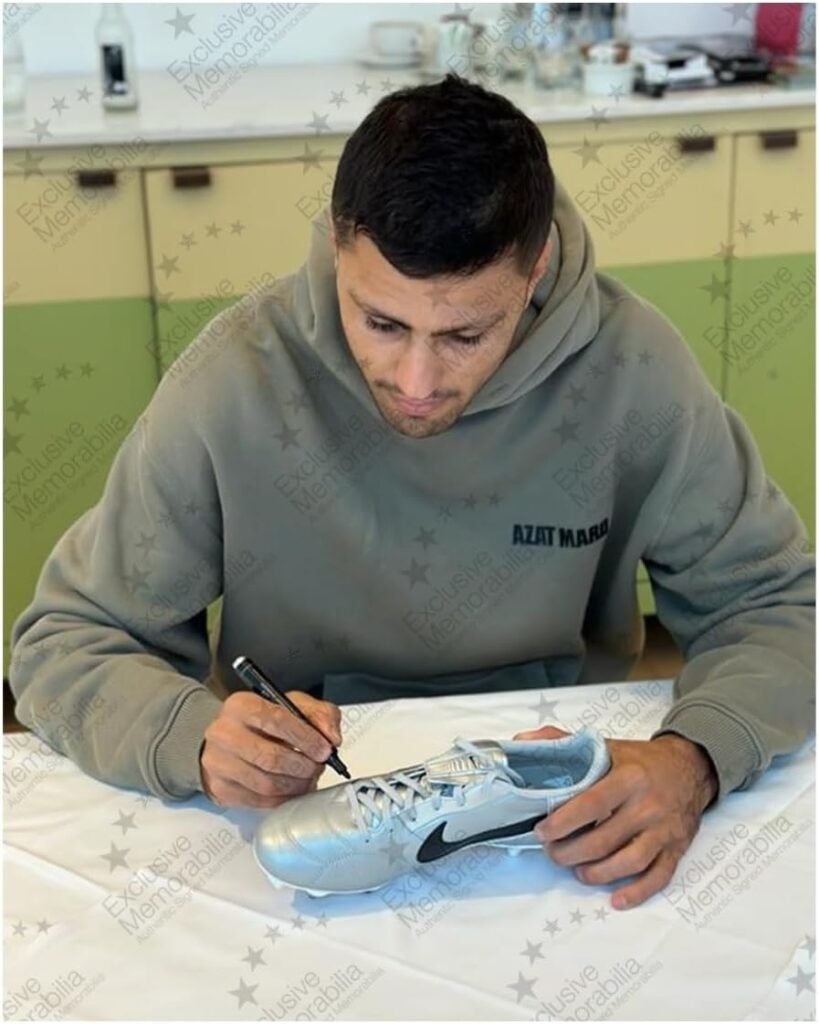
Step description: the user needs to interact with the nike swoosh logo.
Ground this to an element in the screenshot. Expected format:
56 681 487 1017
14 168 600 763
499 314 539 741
416 811 546 864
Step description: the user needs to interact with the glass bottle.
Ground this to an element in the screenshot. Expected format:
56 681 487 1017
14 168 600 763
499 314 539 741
96 4 139 110
533 3 575 88
496 3 535 82
3 33 26 118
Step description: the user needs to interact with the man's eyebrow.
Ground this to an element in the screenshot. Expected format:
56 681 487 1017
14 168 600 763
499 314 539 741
348 288 506 336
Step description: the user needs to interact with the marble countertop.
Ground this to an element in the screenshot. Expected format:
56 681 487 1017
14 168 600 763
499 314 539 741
4 61 815 149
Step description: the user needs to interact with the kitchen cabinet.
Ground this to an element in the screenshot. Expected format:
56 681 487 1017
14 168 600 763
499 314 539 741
550 130 734 614
547 128 732 271
144 159 339 371
3 170 157 674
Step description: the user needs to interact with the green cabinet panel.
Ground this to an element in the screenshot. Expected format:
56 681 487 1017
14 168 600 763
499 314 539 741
601 259 729 618
603 258 728 396
723 253 815 543
157 296 239 375
608 254 814 612
4 298 158 673
638 570 656 616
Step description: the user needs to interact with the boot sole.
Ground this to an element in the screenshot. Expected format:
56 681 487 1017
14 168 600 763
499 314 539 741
253 837 542 898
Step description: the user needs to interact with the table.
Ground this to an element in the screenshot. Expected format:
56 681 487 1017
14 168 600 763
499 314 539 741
4 679 815 1020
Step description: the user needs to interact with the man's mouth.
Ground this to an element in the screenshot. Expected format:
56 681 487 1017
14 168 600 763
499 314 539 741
391 395 444 417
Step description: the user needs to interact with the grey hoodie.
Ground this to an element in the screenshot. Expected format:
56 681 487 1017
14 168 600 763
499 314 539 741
8 181 815 804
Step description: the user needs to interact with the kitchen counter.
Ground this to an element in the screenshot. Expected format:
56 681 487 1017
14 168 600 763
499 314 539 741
3 61 815 149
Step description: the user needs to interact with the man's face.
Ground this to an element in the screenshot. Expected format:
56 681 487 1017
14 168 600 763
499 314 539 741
331 226 550 439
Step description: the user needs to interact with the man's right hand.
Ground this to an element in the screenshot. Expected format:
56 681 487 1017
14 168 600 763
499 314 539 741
199 690 343 808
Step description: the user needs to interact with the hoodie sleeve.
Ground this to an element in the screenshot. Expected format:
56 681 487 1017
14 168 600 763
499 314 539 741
642 392 815 802
7 404 225 801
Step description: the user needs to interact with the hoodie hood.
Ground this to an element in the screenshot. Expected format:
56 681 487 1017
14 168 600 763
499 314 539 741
289 177 600 420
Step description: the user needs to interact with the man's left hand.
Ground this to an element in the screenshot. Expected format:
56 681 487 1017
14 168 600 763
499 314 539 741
513 724 719 911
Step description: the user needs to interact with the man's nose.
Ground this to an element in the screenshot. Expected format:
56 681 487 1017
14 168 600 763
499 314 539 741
393 340 440 400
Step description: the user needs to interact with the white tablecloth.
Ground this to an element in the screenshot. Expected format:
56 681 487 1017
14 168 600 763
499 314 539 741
4 679 815 1021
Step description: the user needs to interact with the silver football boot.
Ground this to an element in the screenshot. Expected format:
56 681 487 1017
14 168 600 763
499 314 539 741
253 725 611 896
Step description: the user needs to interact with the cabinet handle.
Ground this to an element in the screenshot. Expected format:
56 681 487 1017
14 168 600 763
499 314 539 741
76 169 116 188
676 134 716 154
172 166 212 189
760 129 798 150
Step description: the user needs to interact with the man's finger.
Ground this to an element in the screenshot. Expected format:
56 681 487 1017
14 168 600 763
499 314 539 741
214 747 321 800
243 734 326 780
513 725 569 741
535 774 624 843
218 718 323 779
248 699 332 763
546 806 639 868
206 775 306 810
287 691 344 747
572 827 658 880
611 849 678 910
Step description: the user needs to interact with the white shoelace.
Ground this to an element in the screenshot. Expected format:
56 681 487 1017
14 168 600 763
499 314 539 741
346 737 515 837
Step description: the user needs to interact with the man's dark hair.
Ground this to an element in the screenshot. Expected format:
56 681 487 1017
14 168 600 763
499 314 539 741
330 72 554 281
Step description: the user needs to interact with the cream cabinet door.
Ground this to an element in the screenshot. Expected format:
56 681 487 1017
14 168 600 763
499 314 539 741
548 128 732 268
732 128 815 258
144 159 339 303
5 167 150 304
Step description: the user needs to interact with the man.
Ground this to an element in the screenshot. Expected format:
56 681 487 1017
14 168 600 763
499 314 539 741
9 74 814 911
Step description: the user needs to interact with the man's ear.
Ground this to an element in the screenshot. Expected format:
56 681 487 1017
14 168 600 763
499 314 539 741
526 235 552 303
534 235 552 280
522 234 551 301
329 229 339 271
